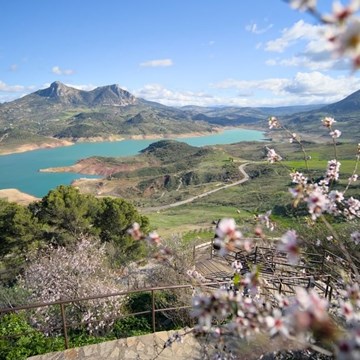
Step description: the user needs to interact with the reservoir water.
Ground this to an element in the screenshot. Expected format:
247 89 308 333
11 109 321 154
0 128 265 197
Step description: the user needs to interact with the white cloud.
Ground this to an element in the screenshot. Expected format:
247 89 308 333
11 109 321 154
134 84 215 106
0 81 28 92
65 83 97 91
211 71 360 106
282 71 359 96
265 20 323 53
265 55 348 71
262 20 351 71
133 72 360 108
139 59 173 68
212 78 289 95
0 81 36 103
245 22 273 34
1 72 360 108
51 66 75 75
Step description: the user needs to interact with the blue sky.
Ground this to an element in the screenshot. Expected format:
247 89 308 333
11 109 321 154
1 0 360 107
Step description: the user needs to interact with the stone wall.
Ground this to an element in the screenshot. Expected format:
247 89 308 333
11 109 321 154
28 330 202 360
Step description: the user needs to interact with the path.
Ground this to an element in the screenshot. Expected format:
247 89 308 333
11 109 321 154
141 163 250 213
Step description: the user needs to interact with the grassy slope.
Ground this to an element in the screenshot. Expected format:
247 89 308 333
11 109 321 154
147 140 359 238
75 140 242 208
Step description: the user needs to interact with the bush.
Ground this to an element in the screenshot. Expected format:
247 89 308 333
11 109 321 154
0 312 64 360
112 316 151 338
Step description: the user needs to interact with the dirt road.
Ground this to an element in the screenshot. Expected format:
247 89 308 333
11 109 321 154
142 163 250 213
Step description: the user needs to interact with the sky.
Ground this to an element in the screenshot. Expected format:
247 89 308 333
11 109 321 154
1 0 360 107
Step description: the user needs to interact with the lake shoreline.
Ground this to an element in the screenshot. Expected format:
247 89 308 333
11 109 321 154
0 127 266 198
0 189 40 205
0 139 74 156
0 126 267 156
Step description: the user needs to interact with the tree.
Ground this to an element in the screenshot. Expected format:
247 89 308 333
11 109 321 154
18 237 124 335
0 199 41 270
95 197 149 264
30 185 99 245
29 185 149 264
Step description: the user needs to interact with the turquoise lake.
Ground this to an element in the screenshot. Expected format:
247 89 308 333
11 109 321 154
0 128 265 197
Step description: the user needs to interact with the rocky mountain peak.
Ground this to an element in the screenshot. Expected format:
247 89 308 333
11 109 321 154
32 82 137 107
36 81 79 100
91 84 136 106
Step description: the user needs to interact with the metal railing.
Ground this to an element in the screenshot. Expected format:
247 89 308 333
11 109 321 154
0 271 337 353
0 281 226 350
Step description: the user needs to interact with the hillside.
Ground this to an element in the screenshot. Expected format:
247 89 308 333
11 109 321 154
43 140 241 207
0 128 73 155
282 91 360 139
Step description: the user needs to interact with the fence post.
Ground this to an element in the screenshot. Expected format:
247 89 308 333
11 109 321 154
325 275 330 299
321 250 326 273
60 302 69 349
151 290 156 333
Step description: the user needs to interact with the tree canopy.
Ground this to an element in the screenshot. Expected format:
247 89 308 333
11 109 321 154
1 186 149 274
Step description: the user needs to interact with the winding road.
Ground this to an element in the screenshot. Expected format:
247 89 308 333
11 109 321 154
141 163 250 213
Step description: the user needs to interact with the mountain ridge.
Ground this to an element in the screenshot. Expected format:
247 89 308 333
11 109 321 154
0 81 359 145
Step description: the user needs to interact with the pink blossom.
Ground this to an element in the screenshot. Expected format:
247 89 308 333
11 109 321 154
216 218 239 239
278 230 300 265
295 287 329 322
290 171 308 185
146 231 162 246
266 147 282 163
349 174 358 182
268 116 280 129
345 197 360 219
127 222 142 240
322 116 336 128
330 129 342 138
338 19 360 54
325 159 341 182
289 133 297 143
340 300 355 322
328 190 344 203
306 187 329 220
336 338 357 360
289 0 316 11
323 1 360 23
266 309 289 337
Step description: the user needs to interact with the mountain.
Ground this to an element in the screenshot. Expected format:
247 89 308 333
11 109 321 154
0 82 215 139
258 104 325 116
1 81 359 146
35 81 137 107
282 91 360 139
0 82 271 143
320 89 360 114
